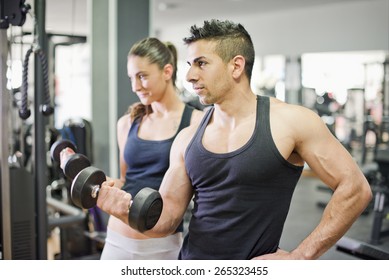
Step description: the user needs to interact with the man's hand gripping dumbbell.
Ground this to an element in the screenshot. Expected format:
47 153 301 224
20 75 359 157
50 139 163 232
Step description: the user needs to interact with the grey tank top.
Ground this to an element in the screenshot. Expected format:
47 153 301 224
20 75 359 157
180 95 303 259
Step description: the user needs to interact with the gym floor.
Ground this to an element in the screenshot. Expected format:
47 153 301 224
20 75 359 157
280 171 389 260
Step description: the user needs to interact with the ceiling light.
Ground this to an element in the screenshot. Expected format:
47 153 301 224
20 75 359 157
158 2 178 11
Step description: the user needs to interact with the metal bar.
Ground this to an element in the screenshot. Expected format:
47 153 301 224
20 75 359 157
47 197 86 229
33 0 48 259
336 236 389 260
0 29 12 260
383 58 389 117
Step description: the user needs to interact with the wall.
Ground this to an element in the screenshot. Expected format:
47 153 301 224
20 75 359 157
156 0 389 58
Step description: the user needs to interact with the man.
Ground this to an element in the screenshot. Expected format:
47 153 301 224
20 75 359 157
98 19 372 259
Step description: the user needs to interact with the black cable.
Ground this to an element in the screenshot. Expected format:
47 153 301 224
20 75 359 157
36 48 54 116
19 46 33 120
19 46 54 120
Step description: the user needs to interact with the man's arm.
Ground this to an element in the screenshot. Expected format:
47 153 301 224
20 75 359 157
144 127 194 237
255 104 372 260
96 126 194 237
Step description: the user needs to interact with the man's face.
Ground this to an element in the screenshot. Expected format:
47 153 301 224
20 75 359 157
185 40 232 105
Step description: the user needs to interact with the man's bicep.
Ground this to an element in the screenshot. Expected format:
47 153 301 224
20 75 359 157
297 111 359 189
159 129 194 220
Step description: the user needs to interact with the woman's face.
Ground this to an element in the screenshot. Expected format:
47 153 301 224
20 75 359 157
127 55 169 105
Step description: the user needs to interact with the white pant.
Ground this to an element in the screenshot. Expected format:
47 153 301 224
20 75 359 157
100 228 183 260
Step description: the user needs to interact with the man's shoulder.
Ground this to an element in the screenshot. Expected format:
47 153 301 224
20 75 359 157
268 97 324 132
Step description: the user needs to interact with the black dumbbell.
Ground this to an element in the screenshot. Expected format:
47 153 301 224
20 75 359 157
71 166 163 233
50 139 91 180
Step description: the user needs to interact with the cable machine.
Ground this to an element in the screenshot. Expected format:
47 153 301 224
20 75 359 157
1 0 52 259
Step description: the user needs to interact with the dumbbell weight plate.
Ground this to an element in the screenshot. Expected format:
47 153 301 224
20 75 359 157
71 166 106 209
63 153 91 180
50 139 77 163
128 188 163 232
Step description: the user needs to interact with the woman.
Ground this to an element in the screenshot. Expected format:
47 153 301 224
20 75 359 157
100 37 203 259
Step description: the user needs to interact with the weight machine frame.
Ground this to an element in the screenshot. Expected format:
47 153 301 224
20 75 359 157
1 0 49 259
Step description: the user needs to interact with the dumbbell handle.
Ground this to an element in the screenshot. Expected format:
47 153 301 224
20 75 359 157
91 185 100 199
50 139 77 163
88 184 132 207
60 148 75 164
50 139 91 180
71 166 161 232
71 166 106 209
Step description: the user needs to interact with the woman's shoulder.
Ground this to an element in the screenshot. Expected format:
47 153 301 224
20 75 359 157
117 113 132 134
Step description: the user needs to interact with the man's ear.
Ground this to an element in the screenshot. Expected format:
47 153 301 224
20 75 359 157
231 55 246 79
163 64 174 81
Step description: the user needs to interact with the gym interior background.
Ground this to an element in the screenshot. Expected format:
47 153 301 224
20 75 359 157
1 0 389 260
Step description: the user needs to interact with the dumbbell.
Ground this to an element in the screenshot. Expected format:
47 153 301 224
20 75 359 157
72 166 163 232
50 139 91 180
50 139 163 232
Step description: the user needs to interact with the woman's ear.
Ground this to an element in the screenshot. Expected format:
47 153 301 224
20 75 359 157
231 55 246 79
163 64 174 81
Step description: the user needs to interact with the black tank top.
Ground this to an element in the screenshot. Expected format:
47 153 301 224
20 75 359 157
180 95 303 259
122 105 194 232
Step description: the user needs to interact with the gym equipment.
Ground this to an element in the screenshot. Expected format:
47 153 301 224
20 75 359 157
369 147 389 245
336 236 389 260
50 139 91 180
0 0 30 28
71 166 163 233
1 0 46 260
50 139 77 163
50 139 163 232
19 45 54 119
61 118 93 164
1 1 94 260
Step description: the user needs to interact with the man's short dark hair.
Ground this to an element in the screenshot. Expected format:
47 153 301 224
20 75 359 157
183 19 255 80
